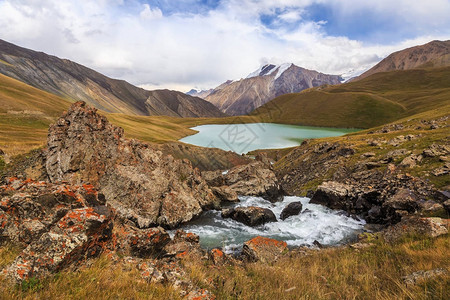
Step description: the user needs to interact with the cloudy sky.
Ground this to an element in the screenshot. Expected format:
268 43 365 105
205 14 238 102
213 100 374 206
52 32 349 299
1 0 449 92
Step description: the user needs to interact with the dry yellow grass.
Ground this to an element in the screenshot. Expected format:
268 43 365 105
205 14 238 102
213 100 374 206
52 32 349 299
1 234 448 299
0 235 450 300
184 234 449 300
0 253 181 300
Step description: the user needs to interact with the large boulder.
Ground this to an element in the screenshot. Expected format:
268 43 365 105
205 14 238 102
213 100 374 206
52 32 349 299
221 206 277 226
203 161 283 202
280 202 303 220
242 236 287 263
383 188 419 213
45 102 219 229
310 181 352 210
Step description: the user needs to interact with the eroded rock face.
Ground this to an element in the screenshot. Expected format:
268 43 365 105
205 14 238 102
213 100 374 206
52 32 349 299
45 102 219 228
163 230 203 260
211 186 239 202
221 206 277 226
309 180 433 224
203 160 283 202
242 236 287 263
0 178 113 282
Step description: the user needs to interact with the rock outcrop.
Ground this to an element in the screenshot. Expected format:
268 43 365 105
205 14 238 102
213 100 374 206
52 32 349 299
0 178 113 282
46 102 219 229
242 236 287 263
221 206 277 227
203 160 283 202
0 177 216 297
382 217 449 243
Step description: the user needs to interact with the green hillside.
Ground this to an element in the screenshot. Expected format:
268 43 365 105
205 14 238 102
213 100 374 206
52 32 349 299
0 74 71 155
0 74 245 155
251 67 450 128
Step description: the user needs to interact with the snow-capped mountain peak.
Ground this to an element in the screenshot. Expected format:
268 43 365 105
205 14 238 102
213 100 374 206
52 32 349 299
246 63 293 79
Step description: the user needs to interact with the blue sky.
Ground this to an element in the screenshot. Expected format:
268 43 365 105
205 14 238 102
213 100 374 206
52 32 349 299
0 0 449 91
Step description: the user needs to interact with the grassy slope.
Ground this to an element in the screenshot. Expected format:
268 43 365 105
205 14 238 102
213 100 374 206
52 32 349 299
0 73 261 155
267 104 450 192
0 74 71 155
252 67 450 128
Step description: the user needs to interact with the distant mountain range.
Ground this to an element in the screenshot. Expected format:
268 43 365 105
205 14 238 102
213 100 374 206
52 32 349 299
0 39 224 118
355 40 450 80
186 88 214 99
250 40 450 129
201 63 342 116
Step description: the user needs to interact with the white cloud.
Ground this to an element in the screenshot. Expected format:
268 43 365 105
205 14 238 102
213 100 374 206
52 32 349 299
140 4 162 20
0 0 449 92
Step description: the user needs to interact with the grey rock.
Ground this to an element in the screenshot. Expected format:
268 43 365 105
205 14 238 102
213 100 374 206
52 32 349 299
383 189 419 213
280 202 303 220
221 206 277 227
45 102 219 229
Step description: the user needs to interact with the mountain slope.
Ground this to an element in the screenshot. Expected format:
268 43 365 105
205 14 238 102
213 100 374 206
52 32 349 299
251 67 450 128
356 40 450 80
0 73 246 171
186 88 214 99
0 39 224 118
205 64 342 115
145 89 224 118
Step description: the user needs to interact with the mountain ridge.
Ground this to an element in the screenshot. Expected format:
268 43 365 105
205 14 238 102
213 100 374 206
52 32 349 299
355 40 450 81
0 39 224 118
205 63 342 115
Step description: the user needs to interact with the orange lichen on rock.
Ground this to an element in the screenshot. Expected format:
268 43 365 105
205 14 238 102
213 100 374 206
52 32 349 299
176 251 188 258
247 236 287 248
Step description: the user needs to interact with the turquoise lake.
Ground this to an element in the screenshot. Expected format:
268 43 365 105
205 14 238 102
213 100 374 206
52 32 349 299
179 123 357 154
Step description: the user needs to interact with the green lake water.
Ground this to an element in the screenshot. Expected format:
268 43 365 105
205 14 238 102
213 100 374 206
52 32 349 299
179 123 357 154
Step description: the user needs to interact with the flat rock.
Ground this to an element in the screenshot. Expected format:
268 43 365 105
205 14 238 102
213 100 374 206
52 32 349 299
242 236 287 263
402 268 447 286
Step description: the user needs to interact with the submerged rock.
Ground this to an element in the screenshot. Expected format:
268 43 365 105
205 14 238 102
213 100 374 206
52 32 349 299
242 236 287 263
221 206 277 226
45 101 219 229
280 201 303 220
